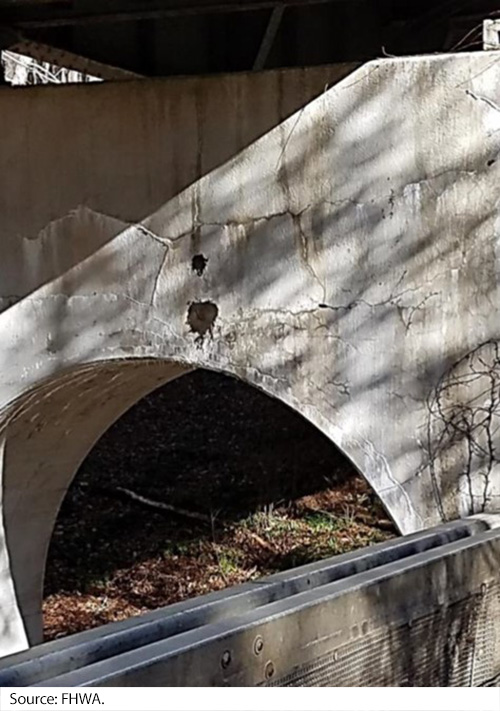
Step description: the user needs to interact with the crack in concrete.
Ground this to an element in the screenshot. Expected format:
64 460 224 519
324 377 350 397
222 308 357 353
150 246 170 307
398 292 441 332
246 365 290 387
143 164 485 246
293 213 326 302
134 223 173 247
319 271 409 313
319 273 443 329
465 89 500 114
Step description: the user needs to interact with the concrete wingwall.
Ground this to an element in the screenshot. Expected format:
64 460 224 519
0 62 358 655
1 53 500 656
0 62 356 310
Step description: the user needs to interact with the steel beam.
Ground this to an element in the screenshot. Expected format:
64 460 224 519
253 6 284 71
0 517 497 687
1 1 363 29
45 527 500 686
4 38 143 80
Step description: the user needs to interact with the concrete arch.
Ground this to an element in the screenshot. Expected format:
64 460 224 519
3 52 500 655
0 346 393 657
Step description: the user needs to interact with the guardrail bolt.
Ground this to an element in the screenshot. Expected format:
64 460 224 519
253 636 264 655
221 650 232 669
265 661 275 679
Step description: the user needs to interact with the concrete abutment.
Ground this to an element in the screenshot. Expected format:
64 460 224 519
0 53 500 654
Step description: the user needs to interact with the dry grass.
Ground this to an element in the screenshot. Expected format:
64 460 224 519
43 478 395 641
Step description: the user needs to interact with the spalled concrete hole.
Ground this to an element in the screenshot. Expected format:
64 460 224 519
192 254 208 276
187 301 218 342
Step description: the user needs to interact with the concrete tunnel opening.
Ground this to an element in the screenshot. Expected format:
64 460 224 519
42 368 397 642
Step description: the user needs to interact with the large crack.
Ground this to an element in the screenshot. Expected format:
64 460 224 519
139 159 487 246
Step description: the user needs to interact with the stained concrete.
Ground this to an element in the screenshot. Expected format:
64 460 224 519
1 53 500 655
0 62 355 311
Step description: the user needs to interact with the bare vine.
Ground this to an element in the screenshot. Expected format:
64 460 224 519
427 340 500 517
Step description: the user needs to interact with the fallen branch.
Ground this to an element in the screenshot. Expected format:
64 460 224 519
246 531 275 552
96 485 212 525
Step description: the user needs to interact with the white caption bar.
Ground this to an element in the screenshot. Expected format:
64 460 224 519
0 687 498 711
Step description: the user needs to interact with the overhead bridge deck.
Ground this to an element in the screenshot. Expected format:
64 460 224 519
0 517 499 687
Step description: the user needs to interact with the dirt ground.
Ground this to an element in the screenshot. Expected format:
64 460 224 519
43 370 396 641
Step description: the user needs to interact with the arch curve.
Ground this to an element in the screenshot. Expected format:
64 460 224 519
2 50 500 654
0 349 400 655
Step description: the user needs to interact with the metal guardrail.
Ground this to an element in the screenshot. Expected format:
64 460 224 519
0 516 498 686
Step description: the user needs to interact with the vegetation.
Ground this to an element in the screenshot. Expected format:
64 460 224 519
44 478 394 640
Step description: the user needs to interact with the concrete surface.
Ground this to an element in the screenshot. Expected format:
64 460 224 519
1 53 500 655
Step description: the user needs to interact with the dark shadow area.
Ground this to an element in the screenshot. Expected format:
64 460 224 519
0 1 496 78
43 369 395 640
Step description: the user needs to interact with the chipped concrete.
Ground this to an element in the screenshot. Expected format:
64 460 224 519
192 254 209 277
0 62 356 310
0 53 500 655
187 301 219 343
